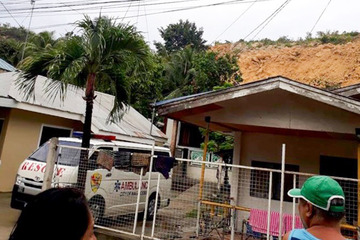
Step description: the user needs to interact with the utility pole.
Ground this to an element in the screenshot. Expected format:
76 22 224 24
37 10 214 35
21 0 35 61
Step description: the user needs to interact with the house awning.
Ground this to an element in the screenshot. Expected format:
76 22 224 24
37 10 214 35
155 76 360 140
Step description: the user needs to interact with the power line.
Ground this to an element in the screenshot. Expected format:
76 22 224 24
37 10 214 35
0 1 22 27
242 0 290 40
212 0 258 44
121 0 132 22
143 0 151 43
0 0 267 17
29 0 265 30
251 0 291 39
21 0 36 61
310 0 332 34
136 0 141 25
0 0 200 12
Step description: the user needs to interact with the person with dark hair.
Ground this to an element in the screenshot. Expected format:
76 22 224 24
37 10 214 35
9 188 97 240
283 176 346 240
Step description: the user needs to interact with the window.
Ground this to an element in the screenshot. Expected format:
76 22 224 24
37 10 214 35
39 125 72 146
29 140 84 166
250 161 299 202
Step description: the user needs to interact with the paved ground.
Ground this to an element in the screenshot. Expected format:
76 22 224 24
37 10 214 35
0 193 20 240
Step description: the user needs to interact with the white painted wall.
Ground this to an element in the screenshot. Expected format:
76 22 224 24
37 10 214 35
234 132 357 227
181 89 360 135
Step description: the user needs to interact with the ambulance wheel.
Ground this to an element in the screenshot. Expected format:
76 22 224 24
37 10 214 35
89 196 105 224
146 193 160 221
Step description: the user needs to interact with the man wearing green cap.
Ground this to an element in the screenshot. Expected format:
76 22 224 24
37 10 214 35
283 175 346 240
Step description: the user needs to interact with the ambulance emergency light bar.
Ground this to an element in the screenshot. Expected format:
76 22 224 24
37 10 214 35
72 131 116 141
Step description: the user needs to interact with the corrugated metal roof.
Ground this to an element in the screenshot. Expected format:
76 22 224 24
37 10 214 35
0 72 167 144
0 58 16 72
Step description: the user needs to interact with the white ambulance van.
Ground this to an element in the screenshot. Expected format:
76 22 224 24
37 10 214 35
11 134 172 221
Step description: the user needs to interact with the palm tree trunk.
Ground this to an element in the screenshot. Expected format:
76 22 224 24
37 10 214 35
77 73 96 191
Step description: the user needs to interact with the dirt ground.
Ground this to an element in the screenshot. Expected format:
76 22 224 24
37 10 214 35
212 38 360 88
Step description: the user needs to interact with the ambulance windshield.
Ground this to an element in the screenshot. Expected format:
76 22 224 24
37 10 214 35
28 141 86 166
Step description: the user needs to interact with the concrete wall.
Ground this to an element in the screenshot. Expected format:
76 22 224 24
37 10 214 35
186 164 232 183
0 109 82 192
235 132 357 225
181 89 360 135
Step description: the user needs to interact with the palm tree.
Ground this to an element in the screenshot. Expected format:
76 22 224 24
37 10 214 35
164 46 196 99
17 16 151 189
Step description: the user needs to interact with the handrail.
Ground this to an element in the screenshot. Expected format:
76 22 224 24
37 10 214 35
200 200 251 212
200 200 357 232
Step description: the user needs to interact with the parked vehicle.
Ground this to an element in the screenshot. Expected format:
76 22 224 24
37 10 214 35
11 134 172 221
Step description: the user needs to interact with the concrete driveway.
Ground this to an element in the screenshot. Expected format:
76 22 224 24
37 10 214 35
0 193 20 240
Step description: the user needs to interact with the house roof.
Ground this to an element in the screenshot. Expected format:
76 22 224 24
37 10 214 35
155 76 360 138
0 72 167 144
332 83 360 98
0 58 16 72
156 76 360 116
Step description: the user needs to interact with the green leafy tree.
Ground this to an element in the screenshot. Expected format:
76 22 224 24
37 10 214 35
130 53 165 118
0 38 21 66
0 23 28 41
162 46 197 99
17 16 152 189
155 20 207 54
24 31 56 54
162 48 241 99
200 130 234 153
193 52 241 92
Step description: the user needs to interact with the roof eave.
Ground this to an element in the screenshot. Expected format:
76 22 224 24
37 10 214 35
156 76 360 117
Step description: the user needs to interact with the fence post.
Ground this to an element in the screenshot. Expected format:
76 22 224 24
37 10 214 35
266 171 273 240
141 143 155 240
278 144 286 240
292 174 296 230
42 137 58 191
133 168 144 234
230 132 242 231
151 174 161 237
196 117 210 236
357 143 360 239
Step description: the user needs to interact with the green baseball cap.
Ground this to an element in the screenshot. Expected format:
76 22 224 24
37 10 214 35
288 176 345 212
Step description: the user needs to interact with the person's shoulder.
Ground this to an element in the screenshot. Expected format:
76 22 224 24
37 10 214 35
283 229 303 240
283 231 291 240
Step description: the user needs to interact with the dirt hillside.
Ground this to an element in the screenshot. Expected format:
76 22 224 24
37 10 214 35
213 38 360 88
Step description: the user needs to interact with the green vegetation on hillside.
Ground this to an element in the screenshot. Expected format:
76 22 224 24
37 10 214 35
228 31 360 49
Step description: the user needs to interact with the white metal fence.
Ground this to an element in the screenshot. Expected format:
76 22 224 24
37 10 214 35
51 143 359 240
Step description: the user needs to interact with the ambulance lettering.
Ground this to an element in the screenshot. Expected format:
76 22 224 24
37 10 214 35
114 180 148 194
21 162 66 177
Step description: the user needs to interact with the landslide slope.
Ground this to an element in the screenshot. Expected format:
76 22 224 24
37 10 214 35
212 37 360 88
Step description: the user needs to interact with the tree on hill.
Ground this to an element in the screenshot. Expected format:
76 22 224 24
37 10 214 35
17 16 152 189
155 20 207 54
0 23 29 41
0 23 57 66
162 47 241 99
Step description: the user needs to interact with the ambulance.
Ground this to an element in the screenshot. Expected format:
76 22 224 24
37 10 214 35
11 134 172 221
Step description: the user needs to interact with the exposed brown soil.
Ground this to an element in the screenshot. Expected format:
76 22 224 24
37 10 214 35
212 38 360 88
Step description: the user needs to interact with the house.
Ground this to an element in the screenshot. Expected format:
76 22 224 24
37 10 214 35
0 72 167 192
0 58 16 73
155 76 360 228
